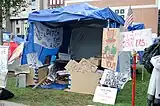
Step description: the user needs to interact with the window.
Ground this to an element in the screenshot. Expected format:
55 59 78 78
16 20 18 25
115 10 119 14
120 9 125 14
16 28 20 34
48 0 64 8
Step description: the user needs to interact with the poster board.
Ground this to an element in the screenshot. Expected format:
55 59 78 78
93 86 117 105
0 46 9 88
100 69 130 89
34 22 63 49
120 28 153 51
101 28 120 71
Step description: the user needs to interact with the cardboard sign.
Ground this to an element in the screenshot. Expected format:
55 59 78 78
34 22 63 49
120 28 153 51
93 86 117 105
100 69 130 89
101 28 120 71
0 46 9 88
65 59 97 73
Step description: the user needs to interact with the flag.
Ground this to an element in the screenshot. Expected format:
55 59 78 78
124 6 134 29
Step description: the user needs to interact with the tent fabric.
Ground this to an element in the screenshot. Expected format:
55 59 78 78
128 23 145 31
13 36 24 44
3 42 19 59
21 4 125 65
28 3 124 26
70 27 103 59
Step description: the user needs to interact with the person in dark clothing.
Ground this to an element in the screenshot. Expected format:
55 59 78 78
0 88 14 100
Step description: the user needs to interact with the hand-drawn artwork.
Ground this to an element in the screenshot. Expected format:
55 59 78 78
34 22 63 49
102 28 120 71
100 69 130 89
26 52 43 68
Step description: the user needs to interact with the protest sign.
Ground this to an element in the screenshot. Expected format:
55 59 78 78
100 69 130 89
0 46 9 88
101 28 120 71
93 86 117 105
120 28 153 51
34 22 63 49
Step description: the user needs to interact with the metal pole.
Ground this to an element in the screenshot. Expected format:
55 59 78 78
132 51 136 106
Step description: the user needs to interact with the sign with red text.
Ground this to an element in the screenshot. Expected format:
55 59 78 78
101 28 120 71
93 86 117 105
120 28 153 51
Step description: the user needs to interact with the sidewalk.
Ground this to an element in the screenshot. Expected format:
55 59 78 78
0 101 28 106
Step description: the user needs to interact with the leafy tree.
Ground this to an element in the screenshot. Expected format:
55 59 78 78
0 0 27 45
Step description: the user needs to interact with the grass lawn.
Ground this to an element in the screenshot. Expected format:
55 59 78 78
6 66 150 106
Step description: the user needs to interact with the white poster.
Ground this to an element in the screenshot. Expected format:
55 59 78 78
100 69 130 89
93 86 117 105
26 52 43 68
34 22 63 49
120 28 153 51
0 46 9 88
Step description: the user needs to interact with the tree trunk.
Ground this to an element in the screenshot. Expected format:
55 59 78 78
6 16 11 33
0 3 3 45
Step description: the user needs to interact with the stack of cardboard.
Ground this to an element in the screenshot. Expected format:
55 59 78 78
65 58 102 95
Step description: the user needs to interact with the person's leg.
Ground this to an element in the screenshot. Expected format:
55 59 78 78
147 95 154 106
154 70 160 106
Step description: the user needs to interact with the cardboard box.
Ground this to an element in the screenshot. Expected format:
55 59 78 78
88 57 101 66
66 71 102 95
79 58 98 73
65 58 101 95
26 66 49 86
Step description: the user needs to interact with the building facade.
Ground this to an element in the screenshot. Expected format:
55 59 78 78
10 0 42 38
9 0 159 36
65 0 159 33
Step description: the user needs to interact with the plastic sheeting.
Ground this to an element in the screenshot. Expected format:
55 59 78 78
28 3 124 26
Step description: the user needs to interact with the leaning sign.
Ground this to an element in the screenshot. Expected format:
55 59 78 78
120 28 153 51
101 28 120 71
93 86 117 105
0 46 9 88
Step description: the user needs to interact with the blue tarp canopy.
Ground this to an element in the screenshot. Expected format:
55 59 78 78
128 23 145 31
21 3 125 65
28 3 124 26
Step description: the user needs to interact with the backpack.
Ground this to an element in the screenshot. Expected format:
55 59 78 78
142 42 160 74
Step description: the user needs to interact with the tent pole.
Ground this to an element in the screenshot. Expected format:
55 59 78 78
107 19 110 28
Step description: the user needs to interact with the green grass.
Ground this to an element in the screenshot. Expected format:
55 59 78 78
6 66 150 106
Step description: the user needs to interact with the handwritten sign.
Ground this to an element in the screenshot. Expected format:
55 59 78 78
34 22 63 49
0 46 9 88
93 86 117 105
100 69 130 89
120 28 153 51
101 28 120 71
